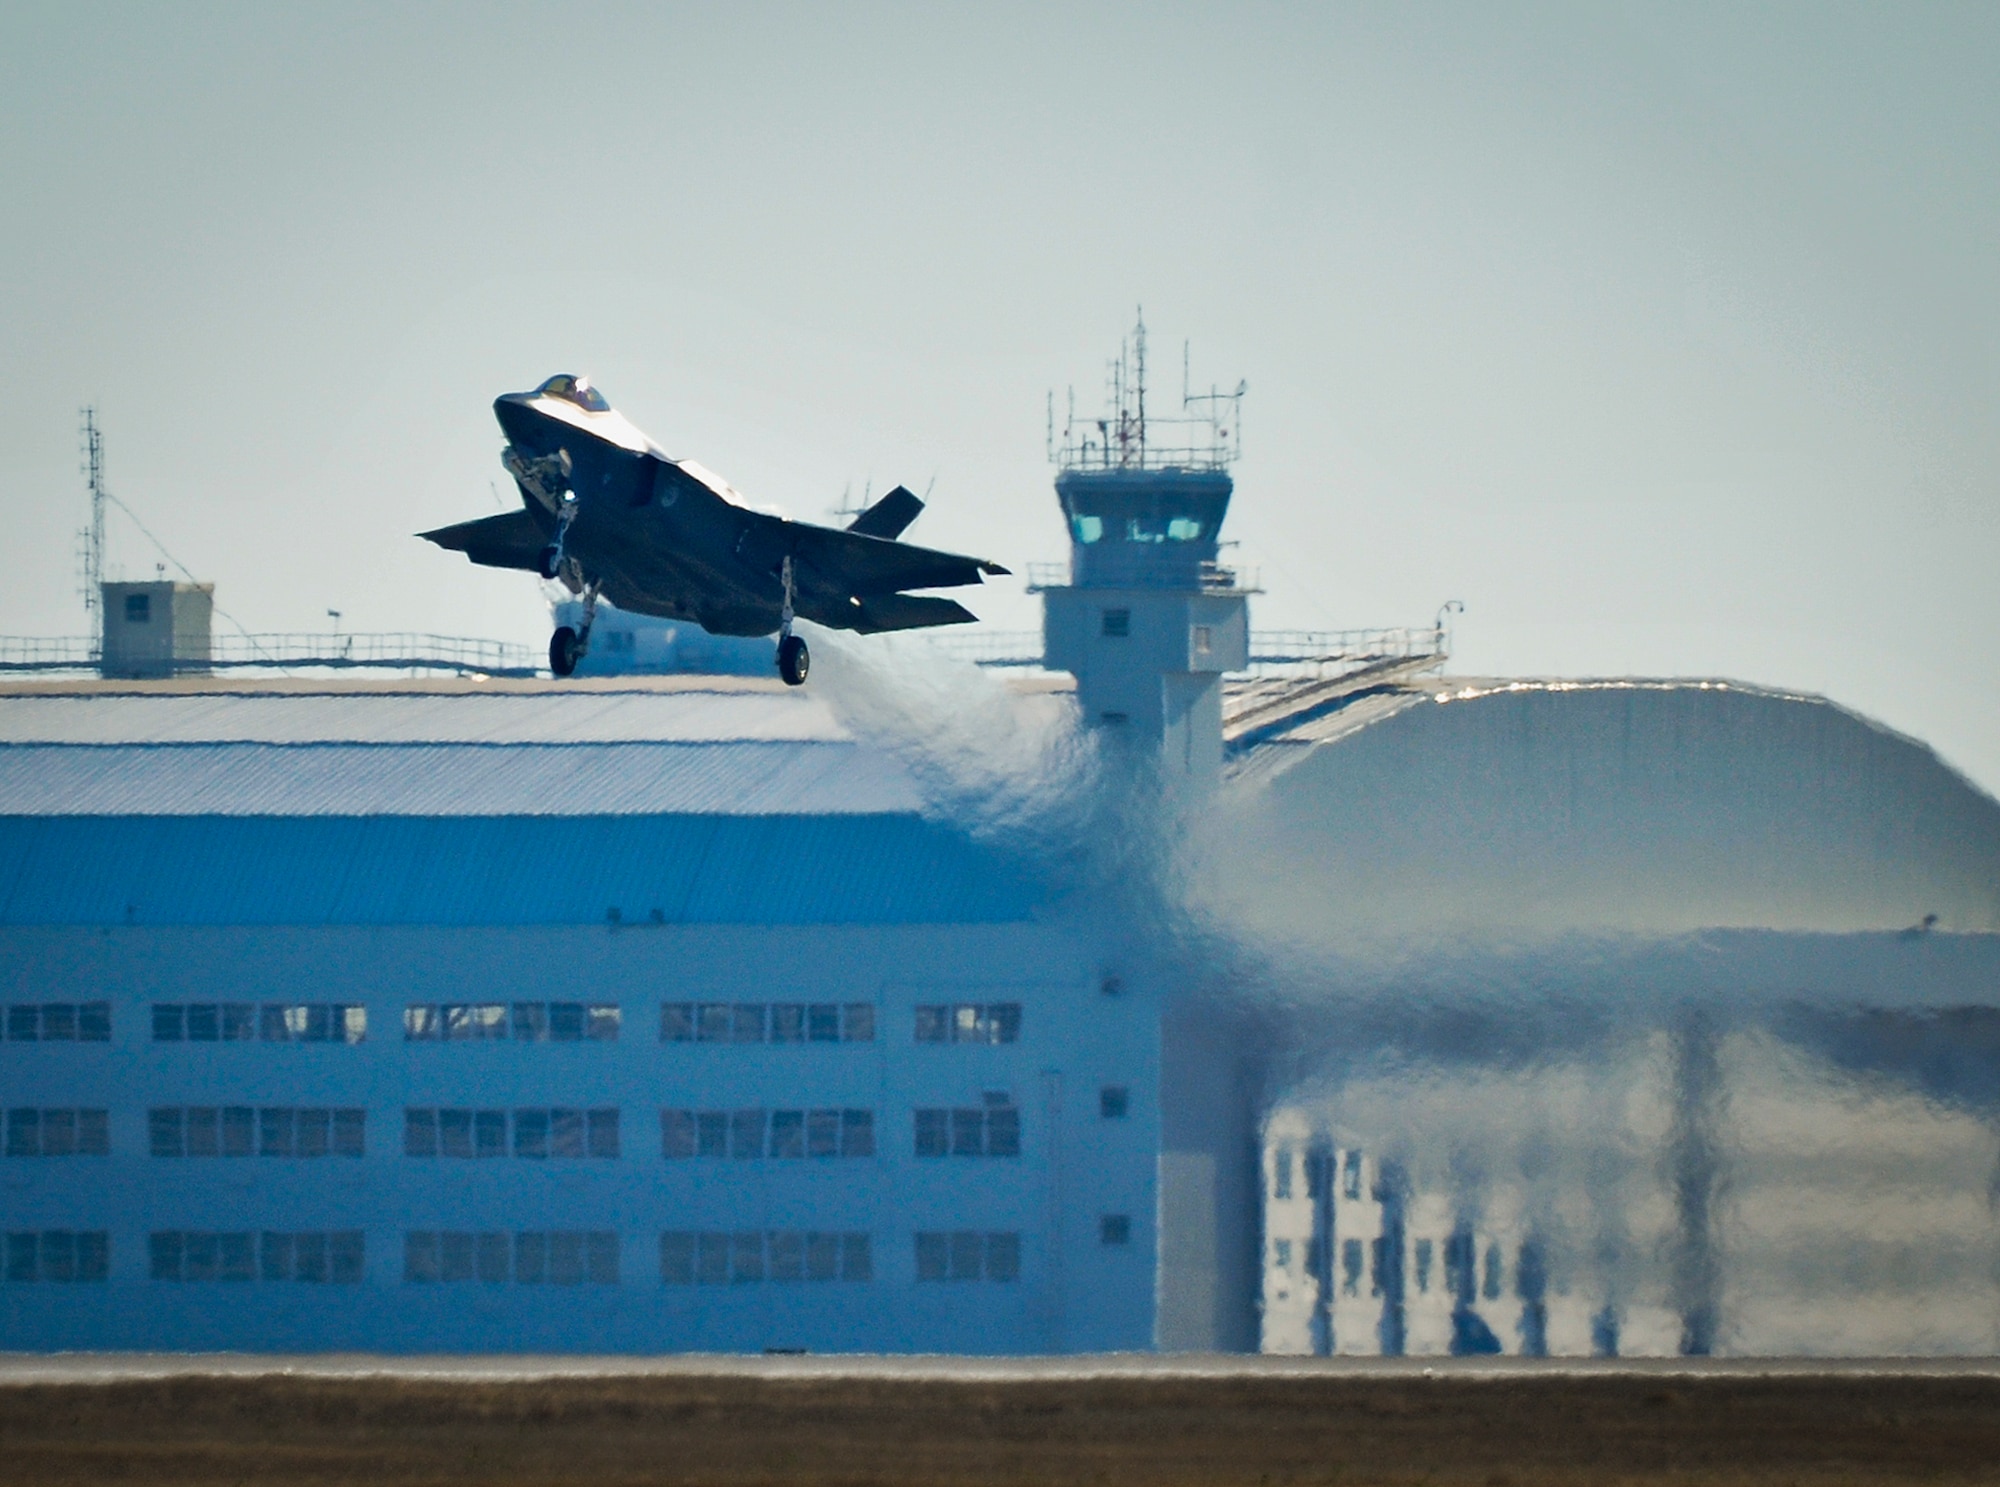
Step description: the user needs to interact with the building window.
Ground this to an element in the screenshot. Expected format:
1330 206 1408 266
6 1003 110 1041
405 1231 615 1285
1342 1149 1362 1200
1414 1238 1433 1294
1273 1238 1293 1271
660 1231 869 1285
151 1003 252 1041
1483 1242 1504 1300
912 1003 1021 1045
1100 608 1130 638
659 1001 872 1043
261 1003 368 1042
125 593 150 623
1192 624 1212 655
1099 1086 1128 1119
1341 1237 1363 1296
5 1231 109 1283
1099 1214 1131 1246
150 1230 363 1284
152 1002 364 1044
402 1108 617 1159
667 1107 873 1160
1273 1146 1293 1199
914 1231 1019 1282
913 1101 1018 1158
1099 712 1129 726
402 1002 616 1042
660 1107 869 1161
151 1107 362 1158
6 1109 109 1156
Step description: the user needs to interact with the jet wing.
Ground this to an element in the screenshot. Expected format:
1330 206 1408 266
419 510 548 571
786 520 1009 599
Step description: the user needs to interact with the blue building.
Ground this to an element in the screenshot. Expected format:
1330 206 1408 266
0 680 1159 1352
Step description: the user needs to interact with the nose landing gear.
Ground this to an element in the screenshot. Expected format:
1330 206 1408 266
548 582 600 679
775 555 809 686
537 492 580 580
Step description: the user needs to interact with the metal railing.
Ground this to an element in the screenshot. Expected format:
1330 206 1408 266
0 636 99 670
928 625 1446 675
211 632 540 673
3 623 1444 681
1249 627 1443 666
1237 626 1445 684
0 632 541 676
1023 558 1260 593
926 630 1046 668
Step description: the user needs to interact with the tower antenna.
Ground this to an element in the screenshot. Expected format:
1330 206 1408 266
1133 306 1147 462
78 408 106 649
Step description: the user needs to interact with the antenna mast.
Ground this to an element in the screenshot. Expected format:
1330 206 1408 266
78 408 106 649
1133 307 1147 462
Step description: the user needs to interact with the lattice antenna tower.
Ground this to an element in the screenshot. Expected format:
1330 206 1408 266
1050 312 1245 472
77 408 106 646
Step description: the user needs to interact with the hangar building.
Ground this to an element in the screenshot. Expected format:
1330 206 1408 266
0 681 1156 1353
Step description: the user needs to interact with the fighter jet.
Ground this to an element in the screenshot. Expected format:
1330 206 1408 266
420 375 1009 684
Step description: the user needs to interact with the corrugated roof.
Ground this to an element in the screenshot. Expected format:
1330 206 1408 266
0 741 923 816
0 686 846 745
0 683 942 816
0 815 1038 925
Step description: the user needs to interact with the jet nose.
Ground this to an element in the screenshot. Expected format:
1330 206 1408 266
492 393 547 448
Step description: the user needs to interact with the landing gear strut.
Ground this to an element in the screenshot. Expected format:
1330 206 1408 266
537 491 579 580
775 554 809 686
549 582 600 679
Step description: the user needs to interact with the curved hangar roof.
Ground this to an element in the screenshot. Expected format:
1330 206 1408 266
0 680 1036 927
1207 677 2000 941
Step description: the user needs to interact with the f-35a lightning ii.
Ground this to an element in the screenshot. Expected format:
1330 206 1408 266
421 375 1009 684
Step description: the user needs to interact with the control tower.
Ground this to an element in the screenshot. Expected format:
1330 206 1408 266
1038 316 1252 778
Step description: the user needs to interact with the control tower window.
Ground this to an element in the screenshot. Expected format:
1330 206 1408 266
1166 517 1203 540
1126 518 1166 544
1069 515 1103 544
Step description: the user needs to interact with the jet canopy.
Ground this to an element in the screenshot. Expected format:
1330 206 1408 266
535 374 611 413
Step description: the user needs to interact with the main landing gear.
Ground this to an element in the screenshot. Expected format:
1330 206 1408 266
775 554 809 686
549 582 600 679
778 633 809 687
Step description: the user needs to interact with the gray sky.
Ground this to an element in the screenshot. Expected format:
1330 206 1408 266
3 3 1996 789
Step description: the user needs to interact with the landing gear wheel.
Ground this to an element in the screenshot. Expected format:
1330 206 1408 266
537 545 562 580
776 633 810 687
549 626 582 678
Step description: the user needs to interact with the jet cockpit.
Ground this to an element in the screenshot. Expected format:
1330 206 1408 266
534 374 612 412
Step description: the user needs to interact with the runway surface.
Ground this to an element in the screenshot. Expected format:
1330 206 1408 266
5 1355 2000 1486
7 1351 2000 1382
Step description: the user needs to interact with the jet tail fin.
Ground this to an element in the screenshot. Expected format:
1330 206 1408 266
845 484 924 541
850 592 978 634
